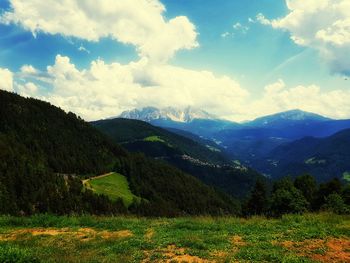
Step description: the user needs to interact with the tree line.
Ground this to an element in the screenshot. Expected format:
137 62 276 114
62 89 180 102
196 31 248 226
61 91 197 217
244 174 350 217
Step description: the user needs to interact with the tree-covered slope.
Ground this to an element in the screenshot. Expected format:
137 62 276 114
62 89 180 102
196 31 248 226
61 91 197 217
0 90 127 175
92 118 229 164
92 118 261 198
0 91 239 216
260 129 350 181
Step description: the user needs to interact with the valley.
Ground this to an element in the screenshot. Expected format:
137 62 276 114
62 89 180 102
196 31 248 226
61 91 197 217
119 107 350 182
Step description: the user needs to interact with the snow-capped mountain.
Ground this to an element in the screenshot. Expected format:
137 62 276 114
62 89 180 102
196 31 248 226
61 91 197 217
119 106 217 123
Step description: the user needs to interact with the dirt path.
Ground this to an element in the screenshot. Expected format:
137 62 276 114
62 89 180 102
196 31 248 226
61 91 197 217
82 172 114 185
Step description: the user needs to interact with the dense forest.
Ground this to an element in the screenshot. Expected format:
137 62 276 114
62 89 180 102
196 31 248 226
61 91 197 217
0 91 239 216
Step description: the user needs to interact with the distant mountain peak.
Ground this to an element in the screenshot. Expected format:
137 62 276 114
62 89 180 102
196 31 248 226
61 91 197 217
119 106 217 123
250 109 331 126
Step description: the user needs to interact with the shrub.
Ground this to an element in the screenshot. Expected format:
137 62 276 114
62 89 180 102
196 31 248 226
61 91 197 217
322 193 349 214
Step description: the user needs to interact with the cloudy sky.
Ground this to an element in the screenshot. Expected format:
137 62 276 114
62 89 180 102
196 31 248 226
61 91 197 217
0 0 349 121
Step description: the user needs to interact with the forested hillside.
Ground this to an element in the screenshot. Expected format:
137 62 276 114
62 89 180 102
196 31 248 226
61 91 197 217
92 118 229 164
261 129 350 181
0 91 239 216
93 118 260 198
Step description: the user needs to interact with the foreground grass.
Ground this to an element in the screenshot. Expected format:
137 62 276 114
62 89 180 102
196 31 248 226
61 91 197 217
0 213 349 262
83 172 139 206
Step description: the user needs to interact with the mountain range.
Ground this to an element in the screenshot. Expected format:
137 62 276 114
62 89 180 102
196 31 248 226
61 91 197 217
119 107 350 181
119 106 216 123
119 107 238 138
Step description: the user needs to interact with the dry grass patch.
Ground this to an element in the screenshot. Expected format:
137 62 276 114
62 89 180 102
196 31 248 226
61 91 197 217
0 227 132 242
143 244 212 263
230 235 246 247
280 238 350 262
145 228 155 240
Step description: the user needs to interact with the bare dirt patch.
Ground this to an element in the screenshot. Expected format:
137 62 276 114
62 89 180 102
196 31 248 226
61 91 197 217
279 238 350 262
142 244 212 263
231 235 246 247
0 228 133 242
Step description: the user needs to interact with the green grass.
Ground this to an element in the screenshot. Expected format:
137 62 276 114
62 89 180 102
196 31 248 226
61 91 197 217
84 172 140 206
343 172 350 182
143 135 165 143
0 213 349 262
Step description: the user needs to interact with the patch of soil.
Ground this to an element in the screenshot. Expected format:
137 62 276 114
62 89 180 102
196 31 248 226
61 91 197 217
143 244 212 263
280 238 350 263
231 235 246 246
0 228 133 241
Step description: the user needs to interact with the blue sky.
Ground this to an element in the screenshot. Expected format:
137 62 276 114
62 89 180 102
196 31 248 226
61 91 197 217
0 0 349 121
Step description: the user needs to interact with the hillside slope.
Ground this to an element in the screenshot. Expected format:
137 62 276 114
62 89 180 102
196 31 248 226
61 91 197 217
0 91 239 216
259 129 350 181
92 118 229 164
92 118 260 198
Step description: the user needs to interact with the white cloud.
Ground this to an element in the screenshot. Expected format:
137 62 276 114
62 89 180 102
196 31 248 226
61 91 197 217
78 45 90 54
1 0 198 62
0 68 14 91
233 22 249 34
15 56 350 122
256 13 271 26
3 0 350 121
20 65 37 74
221 32 231 38
16 82 38 97
16 55 247 121
247 79 350 120
257 0 350 75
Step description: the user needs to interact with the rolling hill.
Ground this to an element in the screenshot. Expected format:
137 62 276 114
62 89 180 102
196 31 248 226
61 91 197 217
92 118 230 164
92 118 261 198
255 129 350 181
0 90 240 216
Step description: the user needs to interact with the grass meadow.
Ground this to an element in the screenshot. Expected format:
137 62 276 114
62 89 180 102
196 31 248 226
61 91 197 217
0 213 349 262
83 173 139 207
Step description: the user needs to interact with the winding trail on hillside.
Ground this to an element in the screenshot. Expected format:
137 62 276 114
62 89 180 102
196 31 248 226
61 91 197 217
82 172 114 185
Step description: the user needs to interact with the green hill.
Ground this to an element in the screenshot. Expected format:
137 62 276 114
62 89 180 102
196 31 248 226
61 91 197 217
0 90 239 216
261 129 350 181
92 118 229 165
92 118 261 198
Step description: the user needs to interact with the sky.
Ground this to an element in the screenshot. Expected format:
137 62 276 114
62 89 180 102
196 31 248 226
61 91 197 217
0 0 349 121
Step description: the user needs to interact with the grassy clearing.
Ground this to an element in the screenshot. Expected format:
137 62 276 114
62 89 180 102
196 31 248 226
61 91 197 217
343 172 350 182
83 172 139 206
143 136 165 143
0 213 349 262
